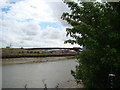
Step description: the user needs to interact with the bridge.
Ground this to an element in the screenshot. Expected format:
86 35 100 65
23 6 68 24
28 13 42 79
24 47 82 52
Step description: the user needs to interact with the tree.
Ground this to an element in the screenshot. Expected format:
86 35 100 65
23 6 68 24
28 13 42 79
61 0 120 88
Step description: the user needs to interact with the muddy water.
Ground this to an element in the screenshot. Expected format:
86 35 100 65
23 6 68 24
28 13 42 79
2 59 77 88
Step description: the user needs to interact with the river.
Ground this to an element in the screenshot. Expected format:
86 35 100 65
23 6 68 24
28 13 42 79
2 59 78 88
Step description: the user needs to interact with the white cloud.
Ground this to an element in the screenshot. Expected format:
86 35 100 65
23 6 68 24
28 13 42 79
0 0 80 48
1 19 79 48
0 0 9 8
2 0 55 22
46 1 71 26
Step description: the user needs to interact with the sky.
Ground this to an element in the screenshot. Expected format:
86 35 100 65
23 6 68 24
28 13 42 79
0 0 80 48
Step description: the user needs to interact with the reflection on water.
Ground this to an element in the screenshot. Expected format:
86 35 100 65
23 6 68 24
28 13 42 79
2 59 77 88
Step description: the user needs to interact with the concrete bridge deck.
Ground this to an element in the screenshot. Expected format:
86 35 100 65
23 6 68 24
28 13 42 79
24 47 82 50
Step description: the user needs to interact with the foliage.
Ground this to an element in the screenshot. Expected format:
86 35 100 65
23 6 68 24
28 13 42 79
61 0 120 88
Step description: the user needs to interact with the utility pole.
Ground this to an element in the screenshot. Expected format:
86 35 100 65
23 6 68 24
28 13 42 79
10 43 12 48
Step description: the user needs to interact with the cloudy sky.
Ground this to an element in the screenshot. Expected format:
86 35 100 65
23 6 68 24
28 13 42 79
0 0 80 48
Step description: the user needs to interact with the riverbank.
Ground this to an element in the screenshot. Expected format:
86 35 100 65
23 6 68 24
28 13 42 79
2 56 76 65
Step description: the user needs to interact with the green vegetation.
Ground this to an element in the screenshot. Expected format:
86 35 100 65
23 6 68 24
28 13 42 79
61 1 120 88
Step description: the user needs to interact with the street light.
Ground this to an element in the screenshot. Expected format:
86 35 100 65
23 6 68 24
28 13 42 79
108 73 115 88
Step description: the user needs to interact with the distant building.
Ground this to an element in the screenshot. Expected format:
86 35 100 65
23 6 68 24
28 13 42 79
6 46 10 48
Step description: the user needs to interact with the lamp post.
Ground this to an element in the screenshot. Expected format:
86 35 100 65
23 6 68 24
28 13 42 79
108 73 115 88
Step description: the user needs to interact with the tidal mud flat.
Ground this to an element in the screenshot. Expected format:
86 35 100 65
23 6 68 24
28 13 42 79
2 56 76 65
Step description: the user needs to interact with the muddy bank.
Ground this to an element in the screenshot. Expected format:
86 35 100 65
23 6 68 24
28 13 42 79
2 56 76 65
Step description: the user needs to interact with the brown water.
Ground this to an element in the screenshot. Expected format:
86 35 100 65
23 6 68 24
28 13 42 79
0 65 2 89
2 59 77 88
